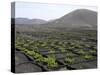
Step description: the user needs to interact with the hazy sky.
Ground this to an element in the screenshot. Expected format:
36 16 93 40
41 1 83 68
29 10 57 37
15 2 97 21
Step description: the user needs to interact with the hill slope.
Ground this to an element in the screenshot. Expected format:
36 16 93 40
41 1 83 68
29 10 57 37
43 9 97 29
15 18 47 25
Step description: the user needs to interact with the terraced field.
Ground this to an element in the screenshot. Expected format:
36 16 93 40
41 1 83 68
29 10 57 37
15 30 97 72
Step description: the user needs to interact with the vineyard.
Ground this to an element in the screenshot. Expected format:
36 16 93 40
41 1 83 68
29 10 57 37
15 30 97 72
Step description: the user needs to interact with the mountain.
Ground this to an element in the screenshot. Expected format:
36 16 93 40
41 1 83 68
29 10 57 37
43 9 97 29
14 18 47 25
13 9 97 30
